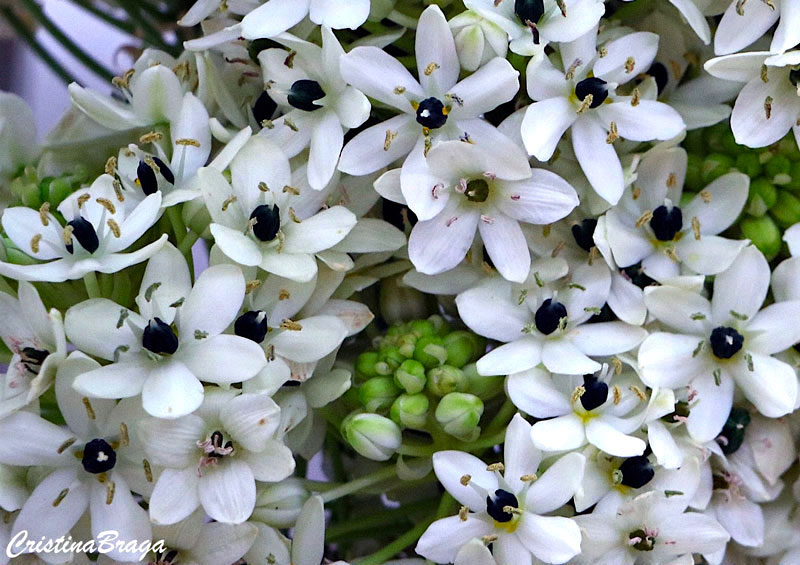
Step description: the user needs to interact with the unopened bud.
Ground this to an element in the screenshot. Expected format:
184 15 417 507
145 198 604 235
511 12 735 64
771 189 800 228
435 392 484 441
390 393 430 430
747 178 777 216
394 359 427 394
740 214 781 260
444 330 485 368
47 178 74 207
356 352 380 380
427 365 468 397
701 153 734 184
765 154 792 179
414 335 447 368
253 478 308 527
359 377 401 412
341 413 402 461
735 153 762 179
462 362 505 400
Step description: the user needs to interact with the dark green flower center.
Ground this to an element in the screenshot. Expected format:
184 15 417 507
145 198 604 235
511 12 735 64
288 79 325 111
465 179 490 203
709 326 744 359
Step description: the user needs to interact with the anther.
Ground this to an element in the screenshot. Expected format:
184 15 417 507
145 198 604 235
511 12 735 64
107 219 121 238
30 234 41 254
460 474 471 486
83 397 96 420
39 202 50 225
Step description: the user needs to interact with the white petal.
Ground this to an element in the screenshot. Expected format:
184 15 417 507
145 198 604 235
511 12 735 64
270 315 348 363
149 467 200 525
210 224 263 266
73 362 149 399
704 52 769 82
454 539 495 565
142 360 204 418
506 367 571 418
131 66 183 125
504 414 542 493
240 0 310 39
530 414 586 452
687 371 734 443
772 0 800 53
259 249 318 282
515 514 582 564
677 235 747 276
714 0 778 55
65 299 142 360
171 93 211 179
585 418 646 457
593 32 659 85
731 353 797 418
541 338 601 375
479 213 530 283
568 322 646 356
638 332 711 389
309 0 369 28
179 264 245 338
747 301 800 354
572 116 625 205
179 335 266 384
409 204 479 275
291 495 324 565
281 206 357 254
332 218 406 253
658 512 730 555
596 100 685 142
242 439 295 481
416 5 460 93
525 452 585 514
643 285 711 334
308 111 344 190
138 415 206 468
476 338 542 376
231 137 291 213
416 516 493 564
68 83 143 130
11 468 87 542
714 493 763 546
1 206 64 260
730 73 800 148
448 57 520 119
0 411 74 466
198 459 256 524
682 172 749 235
711 245 769 324
456 279 528 341
497 169 579 225
89 474 151 562
521 98 576 161
668 0 711 43
339 47 423 112
432 450 498 511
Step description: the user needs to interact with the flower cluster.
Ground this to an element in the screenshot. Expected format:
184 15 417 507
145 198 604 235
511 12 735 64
1 0 800 563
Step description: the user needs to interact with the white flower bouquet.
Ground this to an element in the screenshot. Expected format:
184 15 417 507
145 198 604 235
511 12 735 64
1 0 800 563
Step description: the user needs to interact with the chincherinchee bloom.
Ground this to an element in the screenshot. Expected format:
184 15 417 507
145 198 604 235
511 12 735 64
599 147 749 279
463 0 604 56
638 246 800 443
520 28 685 204
508 366 655 457
65 244 266 418
417 414 585 564
241 0 369 38
714 0 800 55
0 281 66 417
457 262 647 376
573 490 730 564
0 353 152 562
0 174 166 282
705 51 800 148
199 136 357 282
257 27 370 189
338 5 522 202
138 388 292 525
376 139 578 282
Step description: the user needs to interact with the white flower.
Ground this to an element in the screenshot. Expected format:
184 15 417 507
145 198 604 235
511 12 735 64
416 414 585 564
0 282 66 417
65 244 266 418
706 50 800 148
520 28 686 204
241 0 370 39
0 353 152 562
377 138 578 282
198 136 357 282
257 27 371 189
449 9 509 72
509 365 657 457
138 387 293 525
598 147 749 279
573 490 730 564
638 245 800 442
457 262 647 376
337 5 523 193
463 0 604 56
714 0 800 55
0 174 167 282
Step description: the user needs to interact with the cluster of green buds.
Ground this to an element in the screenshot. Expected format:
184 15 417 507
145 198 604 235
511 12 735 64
8 164 88 211
340 316 504 461
683 121 800 260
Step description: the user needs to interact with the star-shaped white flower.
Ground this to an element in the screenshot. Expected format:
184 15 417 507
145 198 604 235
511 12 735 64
714 0 800 55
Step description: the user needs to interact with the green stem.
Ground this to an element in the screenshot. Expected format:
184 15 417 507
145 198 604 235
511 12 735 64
0 7 76 84
70 0 137 35
177 230 199 256
18 0 114 82
167 206 187 246
484 398 516 436
117 0 178 55
355 513 436 565
83 271 101 299
321 465 398 503
326 498 439 541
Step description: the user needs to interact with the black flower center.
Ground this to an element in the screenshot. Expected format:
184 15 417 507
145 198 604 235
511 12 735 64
137 158 174 195
709 326 744 359
465 179 490 203
571 219 597 252
253 90 278 124
415 97 448 129
486 489 518 523
574 77 608 108
207 430 234 458
82 438 117 474
717 407 751 455
20 347 50 374
628 528 656 551
288 79 325 111
649 205 683 241
250 204 281 242
618 455 654 488
647 62 669 95
534 298 567 335
580 374 608 411
142 317 179 355
621 263 657 290
234 310 268 343
66 217 99 254
514 0 544 25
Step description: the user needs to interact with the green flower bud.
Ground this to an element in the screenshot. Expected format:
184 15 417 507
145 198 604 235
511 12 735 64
778 135 800 161
435 392 484 441
721 129 746 155
414 335 447 368
685 153 705 192
771 189 800 227
682 129 705 156
2 238 36 265
429 315 450 336
735 153 762 179
408 319 435 337
740 214 781 260
382 348 405 371
703 122 729 153
784 161 800 192
47 177 73 207
765 154 792 180
341 412 402 461
182 198 212 236
702 153 734 184
356 352 380 380
390 393 429 430
462 362 505 400
427 364 468 396
398 335 417 358
747 177 778 216
253 478 308 528
444 331 485 368
359 376 401 412
394 359 427 394
19 181 42 209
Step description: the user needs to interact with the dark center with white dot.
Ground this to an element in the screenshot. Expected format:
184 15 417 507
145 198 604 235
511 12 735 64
416 97 448 129
486 489 518 522
534 298 567 335
142 317 179 355
709 326 744 359
82 438 116 474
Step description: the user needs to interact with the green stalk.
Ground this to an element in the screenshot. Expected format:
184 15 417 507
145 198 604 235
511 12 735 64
70 0 137 35
83 271 101 299
355 513 436 565
167 206 187 246
116 0 178 55
177 230 199 256
18 0 114 82
0 7 76 84
320 465 398 503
